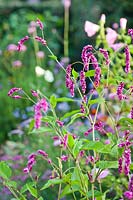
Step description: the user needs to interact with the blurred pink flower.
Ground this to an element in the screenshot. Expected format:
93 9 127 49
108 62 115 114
110 43 125 51
19 44 27 52
84 21 99 37
112 23 119 29
7 44 17 51
28 26 36 34
106 28 118 46
62 0 71 8
36 51 45 59
120 18 127 30
12 60 22 67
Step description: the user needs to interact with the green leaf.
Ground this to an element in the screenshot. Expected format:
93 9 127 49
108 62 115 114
68 134 75 148
29 127 54 134
56 97 75 102
88 98 104 106
82 141 112 153
118 118 133 125
50 95 57 108
26 183 38 198
72 68 79 79
6 181 17 188
68 113 84 126
38 197 43 200
0 161 12 179
97 161 118 169
21 182 34 194
88 190 102 198
60 184 80 198
48 55 57 61
42 116 55 123
28 119 35 132
41 178 63 190
85 70 95 77
72 139 83 158
61 110 80 120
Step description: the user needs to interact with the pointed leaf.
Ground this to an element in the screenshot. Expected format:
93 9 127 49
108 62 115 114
41 178 63 190
0 161 12 179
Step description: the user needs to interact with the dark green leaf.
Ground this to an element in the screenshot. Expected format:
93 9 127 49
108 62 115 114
88 190 102 198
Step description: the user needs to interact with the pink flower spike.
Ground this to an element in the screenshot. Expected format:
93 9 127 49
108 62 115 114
36 18 44 30
130 107 133 119
61 155 68 162
125 45 131 73
23 167 29 174
8 87 22 97
37 150 48 157
17 36 29 51
99 48 110 66
128 29 133 42
62 134 68 149
84 21 99 37
124 191 133 200
12 95 22 99
31 89 39 97
40 98 48 112
56 120 64 127
35 36 47 46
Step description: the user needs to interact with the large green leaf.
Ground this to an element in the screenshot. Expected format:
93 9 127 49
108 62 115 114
26 183 38 198
85 70 95 77
0 161 12 179
41 178 63 190
88 98 104 106
97 161 118 169
56 97 75 102
87 190 102 198
82 141 112 153
29 127 54 134
61 110 80 120
50 95 57 108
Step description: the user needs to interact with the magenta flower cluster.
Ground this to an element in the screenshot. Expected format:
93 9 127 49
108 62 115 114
125 45 131 73
118 130 131 176
34 98 48 129
65 64 75 96
23 150 48 173
124 175 133 199
17 36 29 51
8 87 22 99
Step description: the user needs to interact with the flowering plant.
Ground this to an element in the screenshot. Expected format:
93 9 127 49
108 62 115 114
0 16 133 200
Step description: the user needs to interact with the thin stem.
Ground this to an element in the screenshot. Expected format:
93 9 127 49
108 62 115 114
57 183 62 200
91 183 95 200
46 45 66 72
64 6 69 57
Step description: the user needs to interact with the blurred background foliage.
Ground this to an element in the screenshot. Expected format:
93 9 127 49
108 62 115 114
0 0 133 141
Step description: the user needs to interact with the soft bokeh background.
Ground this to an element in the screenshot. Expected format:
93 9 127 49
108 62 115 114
0 0 133 199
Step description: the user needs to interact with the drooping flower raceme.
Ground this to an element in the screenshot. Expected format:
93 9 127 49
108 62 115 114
36 18 44 30
65 64 75 97
128 29 133 42
99 48 110 66
125 45 131 73
17 36 29 51
8 87 22 99
34 98 48 129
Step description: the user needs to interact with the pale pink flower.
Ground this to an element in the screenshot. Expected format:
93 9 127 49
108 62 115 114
120 18 127 30
12 60 22 67
7 44 17 51
100 14 106 23
106 28 118 46
62 0 71 8
84 21 99 37
110 43 125 51
36 51 45 59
